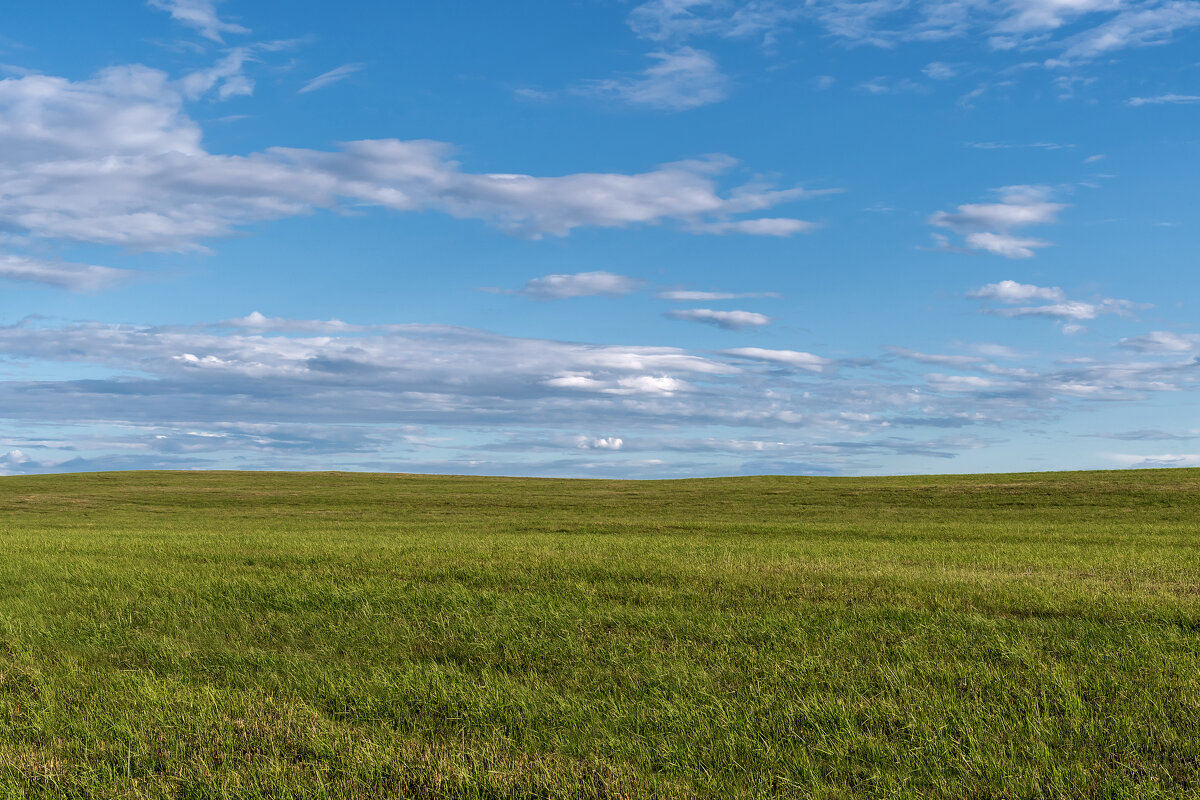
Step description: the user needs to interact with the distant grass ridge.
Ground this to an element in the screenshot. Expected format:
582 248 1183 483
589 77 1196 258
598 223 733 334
0 469 1198 798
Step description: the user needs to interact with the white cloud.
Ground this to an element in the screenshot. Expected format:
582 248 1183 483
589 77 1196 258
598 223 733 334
994 0 1123 35
0 449 32 475
491 271 644 300
220 311 361 333
627 0 801 43
178 48 256 100
1050 1 1200 64
933 186 1064 230
992 300 1101 320
657 289 781 300
1107 452 1200 468
926 374 1007 392
3 309 1200 474
1118 330 1200 352
887 347 985 368
544 373 693 395
1127 93 1200 106
964 141 1073 150
969 280 1065 303
857 77 927 95
625 0 1200 65
299 63 364 94
147 0 248 42
665 308 771 329
971 283 1146 322
576 47 729 110
0 254 134 291
0 65 829 257
964 232 1052 258
931 185 1065 258
923 61 959 80
722 347 830 371
691 217 820 236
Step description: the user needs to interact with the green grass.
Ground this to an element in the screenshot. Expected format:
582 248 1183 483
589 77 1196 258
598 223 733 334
0 469 1198 798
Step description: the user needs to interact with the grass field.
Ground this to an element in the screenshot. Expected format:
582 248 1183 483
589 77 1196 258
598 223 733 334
0 469 1197 798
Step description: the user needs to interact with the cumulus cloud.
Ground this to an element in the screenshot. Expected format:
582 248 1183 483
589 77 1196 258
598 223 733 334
487 271 644 300
299 63 364 94
147 0 248 42
0 449 33 475
970 281 1145 323
962 232 1051 258
665 308 771 329
968 280 1065 303
931 185 1065 258
0 64 827 259
576 47 730 110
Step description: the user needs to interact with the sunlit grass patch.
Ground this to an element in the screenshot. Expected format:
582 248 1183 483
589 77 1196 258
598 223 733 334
1 469 1198 798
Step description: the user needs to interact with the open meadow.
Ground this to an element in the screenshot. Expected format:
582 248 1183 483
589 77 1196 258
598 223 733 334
0 469 1197 798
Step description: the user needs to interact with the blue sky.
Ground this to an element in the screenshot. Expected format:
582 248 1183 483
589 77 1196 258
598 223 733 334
1 0 1199 477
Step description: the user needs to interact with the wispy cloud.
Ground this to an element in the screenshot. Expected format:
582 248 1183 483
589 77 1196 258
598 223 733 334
722 347 830 372
574 47 729 110
1127 93 1200 106
964 141 1073 150
691 217 822 236
1092 429 1200 441
1049 2 1200 65
665 308 771 329
923 61 960 80
1118 330 1200 352
178 47 257 100
856 77 926 95
147 0 248 42
657 289 781 301
626 0 1200 65
299 63 364 94
0 254 135 292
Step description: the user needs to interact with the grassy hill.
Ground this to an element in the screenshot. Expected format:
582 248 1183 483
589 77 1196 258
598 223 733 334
1 469 1197 798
